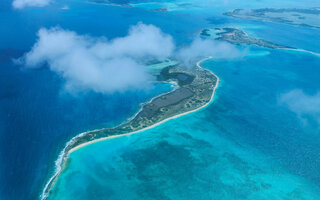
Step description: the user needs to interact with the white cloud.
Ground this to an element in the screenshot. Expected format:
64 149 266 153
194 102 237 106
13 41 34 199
176 37 241 67
12 0 51 9
19 23 174 93
18 23 241 94
279 89 320 126
61 5 69 10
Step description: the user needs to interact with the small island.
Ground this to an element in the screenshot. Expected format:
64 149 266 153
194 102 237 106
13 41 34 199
200 27 294 49
224 8 320 29
199 27 320 57
41 58 219 200
88 0 169 12
88 0 132 7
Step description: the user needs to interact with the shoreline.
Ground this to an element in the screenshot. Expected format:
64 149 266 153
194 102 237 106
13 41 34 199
41 56 219 200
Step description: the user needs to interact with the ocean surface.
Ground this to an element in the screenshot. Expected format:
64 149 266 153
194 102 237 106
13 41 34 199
1 0 320 200
48 48 320 199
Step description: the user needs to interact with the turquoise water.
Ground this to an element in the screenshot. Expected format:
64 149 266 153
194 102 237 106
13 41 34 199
48 48 320 199
1 0 320 199
0 1 203 199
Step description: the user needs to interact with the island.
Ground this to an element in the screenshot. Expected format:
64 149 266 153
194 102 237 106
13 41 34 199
199 27 320 57
88 0 169 12
41 58 219 200
223 8 320 29
88 0 132 7
200 27 294 49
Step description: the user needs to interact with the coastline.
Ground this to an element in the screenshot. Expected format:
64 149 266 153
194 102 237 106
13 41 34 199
41 56 219 200
199 27 320 57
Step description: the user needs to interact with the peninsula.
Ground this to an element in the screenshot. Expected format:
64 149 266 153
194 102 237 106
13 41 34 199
200 27 320 57
88 0 132 7
200 27 293 49
41 58 219 200
88 0 169 12
224 8 320 29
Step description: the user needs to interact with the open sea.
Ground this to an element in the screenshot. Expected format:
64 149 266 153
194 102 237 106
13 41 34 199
1 0 320 200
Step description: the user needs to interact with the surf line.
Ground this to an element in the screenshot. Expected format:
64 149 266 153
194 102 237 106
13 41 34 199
41 56 220 200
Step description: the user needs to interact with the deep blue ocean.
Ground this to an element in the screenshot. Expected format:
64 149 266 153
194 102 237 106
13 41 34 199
1 0 320 200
